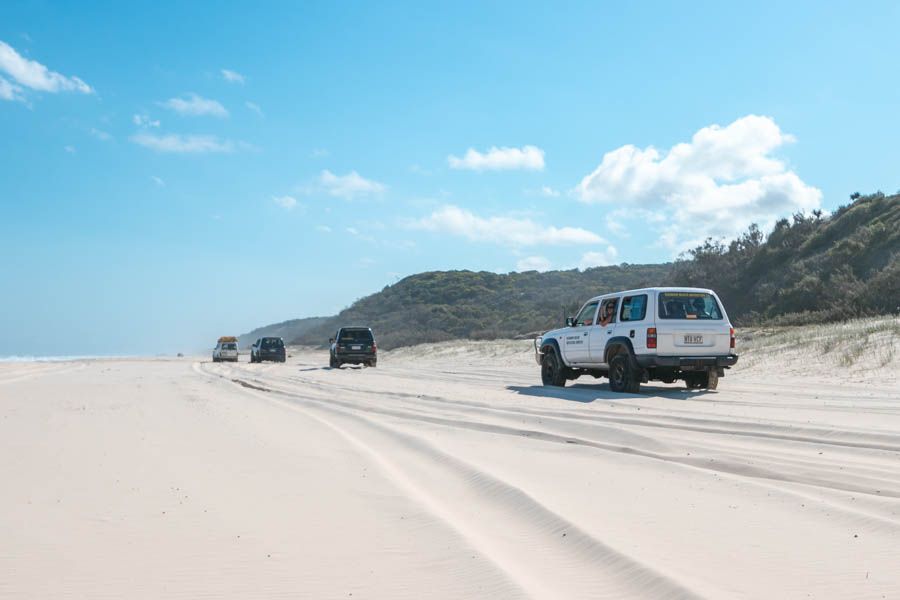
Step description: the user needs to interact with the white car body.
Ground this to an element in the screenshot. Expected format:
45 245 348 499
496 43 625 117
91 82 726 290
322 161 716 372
212 340 239 362
535 287 738 391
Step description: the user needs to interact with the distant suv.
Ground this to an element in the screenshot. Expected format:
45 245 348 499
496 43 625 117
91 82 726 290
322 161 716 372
330 327 377 368
212 336 239 362
535 287 738 392
250 337 286 363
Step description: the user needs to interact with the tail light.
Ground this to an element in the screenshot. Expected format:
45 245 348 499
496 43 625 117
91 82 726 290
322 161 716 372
372 341 377 353
646 327 657 349
730 327 735 349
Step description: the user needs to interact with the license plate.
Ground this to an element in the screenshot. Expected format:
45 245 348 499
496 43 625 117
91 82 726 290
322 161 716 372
684 334 703 344
352 345 362 350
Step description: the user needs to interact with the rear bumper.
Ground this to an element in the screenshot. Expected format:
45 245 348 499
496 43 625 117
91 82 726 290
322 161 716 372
335 352 376 363
635 354 739 369
256 352 285 361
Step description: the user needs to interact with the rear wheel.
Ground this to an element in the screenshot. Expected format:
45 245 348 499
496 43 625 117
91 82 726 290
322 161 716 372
684 372 711 389
540 347 567 387
609 354 640 393
685 369 719 390
706 369 719 390
329 354 338 368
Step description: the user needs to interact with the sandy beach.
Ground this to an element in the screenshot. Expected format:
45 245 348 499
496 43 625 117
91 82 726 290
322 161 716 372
2 336 899 599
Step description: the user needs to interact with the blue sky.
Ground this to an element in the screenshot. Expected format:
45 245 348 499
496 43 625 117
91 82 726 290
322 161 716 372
2 1 899 356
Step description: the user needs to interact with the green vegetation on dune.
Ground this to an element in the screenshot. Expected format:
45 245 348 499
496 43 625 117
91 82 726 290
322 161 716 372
668 192 900 325
238 316 331 348
249 192 898 350
293 265 671 349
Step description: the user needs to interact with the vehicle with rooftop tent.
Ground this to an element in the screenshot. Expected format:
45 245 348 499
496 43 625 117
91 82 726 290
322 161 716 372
212 336 239 362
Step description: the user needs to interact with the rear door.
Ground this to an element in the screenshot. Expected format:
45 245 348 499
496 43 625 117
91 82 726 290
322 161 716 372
616 293 650 354
562 301 598 364
655 291 731 355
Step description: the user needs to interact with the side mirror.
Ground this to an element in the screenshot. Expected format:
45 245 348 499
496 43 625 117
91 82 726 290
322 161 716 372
329 338 334 344
566 316 575 327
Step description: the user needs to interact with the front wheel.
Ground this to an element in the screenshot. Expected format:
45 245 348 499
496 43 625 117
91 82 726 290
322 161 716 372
609 354 640 393
540 347 567 387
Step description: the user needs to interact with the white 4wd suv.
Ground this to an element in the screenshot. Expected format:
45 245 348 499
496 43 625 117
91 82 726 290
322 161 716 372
534 287 738 392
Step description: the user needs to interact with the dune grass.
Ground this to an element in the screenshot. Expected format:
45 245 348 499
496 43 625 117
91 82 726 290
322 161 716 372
736 316 900 375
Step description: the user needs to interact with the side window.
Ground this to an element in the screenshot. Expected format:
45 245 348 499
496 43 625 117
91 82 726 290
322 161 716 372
620 294 648 322
598 298 619 325
574 301 599 326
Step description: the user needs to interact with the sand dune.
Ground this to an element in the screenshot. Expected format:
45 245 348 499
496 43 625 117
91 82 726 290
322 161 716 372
2 333 899 598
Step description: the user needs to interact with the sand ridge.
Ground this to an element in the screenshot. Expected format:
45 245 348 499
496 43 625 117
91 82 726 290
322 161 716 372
1 336 899 598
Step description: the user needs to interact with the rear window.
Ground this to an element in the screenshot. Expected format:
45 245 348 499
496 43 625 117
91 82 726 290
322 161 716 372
620 294 648 322
262 338 284 348
657 292 723 320
339 329 374 343
223 343 237 350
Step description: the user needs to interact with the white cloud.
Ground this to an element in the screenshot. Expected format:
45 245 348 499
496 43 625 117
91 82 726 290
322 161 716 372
539 185 560 197
517 256 552 272
160 93 228 117
0 76 23 101
64 145 75 154
320 170 386 199
151 176 165 187
310 148 329 158
409 205 604 247
574 115 822 251
0 40 92 95
579 247 619 270
345 227 359 235
89 127 112 141
273 195 297 210
316 225 332 233
245 101 263 116
133 113 160 128
130 133 235 153
221 69 245 84
448 145 545 171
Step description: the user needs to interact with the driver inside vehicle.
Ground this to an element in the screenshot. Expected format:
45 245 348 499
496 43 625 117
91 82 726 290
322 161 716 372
599 300 617 327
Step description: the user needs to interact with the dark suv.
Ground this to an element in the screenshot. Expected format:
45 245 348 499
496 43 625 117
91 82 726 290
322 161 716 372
250 337 286 363
330 327 377 368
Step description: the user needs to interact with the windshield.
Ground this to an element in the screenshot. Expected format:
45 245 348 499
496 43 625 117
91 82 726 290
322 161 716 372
657 292 723 320
261 338 284 348
339 329 374 343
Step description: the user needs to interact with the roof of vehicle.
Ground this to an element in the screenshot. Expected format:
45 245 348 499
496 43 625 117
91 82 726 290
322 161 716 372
217 336 238 343
583 287 717 303
338 326 373 331
260 336 283 340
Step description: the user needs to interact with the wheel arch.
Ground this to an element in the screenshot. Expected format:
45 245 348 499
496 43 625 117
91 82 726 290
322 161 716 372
540 338 563 362
604 336 636 364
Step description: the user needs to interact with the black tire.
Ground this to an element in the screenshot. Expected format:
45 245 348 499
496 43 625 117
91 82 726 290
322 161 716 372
609 354 641 393
540 347 567 387
250 354 256 364
706 369 719 390
329 354 338 368
686 369 718 390
684 372 705 389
